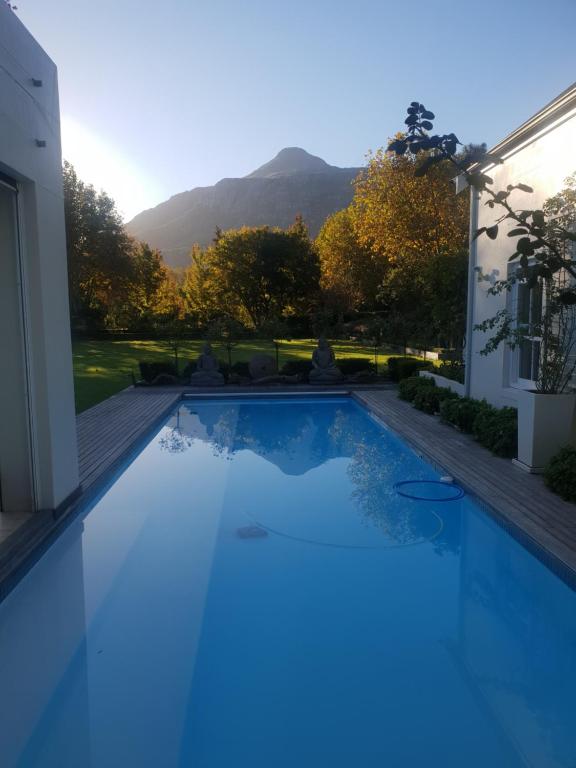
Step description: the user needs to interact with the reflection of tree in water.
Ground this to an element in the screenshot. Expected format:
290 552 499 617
332 408 460 552
158 426 193 454
158 405 238 458
164 403 345 473
347 440 422 545
158 402 459 552
158 409 193 454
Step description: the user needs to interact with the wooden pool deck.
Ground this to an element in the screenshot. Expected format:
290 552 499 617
1 384 576 596
78 388 182 493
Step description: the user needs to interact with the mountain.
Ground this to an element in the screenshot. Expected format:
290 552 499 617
126 148 362 268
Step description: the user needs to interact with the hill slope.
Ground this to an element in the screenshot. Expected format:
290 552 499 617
126 148 361 267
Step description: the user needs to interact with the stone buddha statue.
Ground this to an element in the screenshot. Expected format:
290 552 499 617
190 342 225 386
309 338 343 383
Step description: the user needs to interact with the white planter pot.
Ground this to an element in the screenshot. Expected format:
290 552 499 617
514 391 576 473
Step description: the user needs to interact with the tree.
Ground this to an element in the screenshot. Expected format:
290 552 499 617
120 242 168 330
63 162 179 333
386 103 576 390
352 145 469 263
349 145 469 347
181 244 223 328
63 161 136 329
316 208 382 316
191 221 320 330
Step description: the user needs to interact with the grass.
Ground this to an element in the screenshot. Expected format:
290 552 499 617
72 338 419 413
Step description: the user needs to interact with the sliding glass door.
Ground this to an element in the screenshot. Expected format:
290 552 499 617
0 175 35 512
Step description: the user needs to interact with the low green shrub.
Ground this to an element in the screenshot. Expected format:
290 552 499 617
219 361 230 380
398 375 436 402
339 357 377 376
388 356 433 382
280 359 313 377
544 446 576 503
139 361 177 383
413 385 459 414
180 360 196 380
472 405 517 458
230 360 250 378
436 362 465 384
439 396 489 433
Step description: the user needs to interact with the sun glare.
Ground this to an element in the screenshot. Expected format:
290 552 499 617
60 116 163 221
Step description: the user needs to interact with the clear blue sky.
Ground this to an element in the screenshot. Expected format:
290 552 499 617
18 0 576 220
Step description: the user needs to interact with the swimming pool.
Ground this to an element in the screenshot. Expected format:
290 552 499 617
1 396 575 767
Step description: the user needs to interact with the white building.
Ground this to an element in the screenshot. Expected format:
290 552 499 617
462 83 576 471
0 5 79 514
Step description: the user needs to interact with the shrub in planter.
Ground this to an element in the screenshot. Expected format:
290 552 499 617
388 357 433 382
339 357 377 376
398 376 436 402
139 361 177 383
413 385 458 414
472 405 517 458
440 396 489 433
280 359 313 377
544 446 576 502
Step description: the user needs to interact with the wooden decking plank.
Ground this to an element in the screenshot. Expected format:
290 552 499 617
77 395 176 458
77 392 177 448
77 390 180 490
78 394 177 472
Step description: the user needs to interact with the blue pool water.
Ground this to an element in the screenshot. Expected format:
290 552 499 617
1 396 575 767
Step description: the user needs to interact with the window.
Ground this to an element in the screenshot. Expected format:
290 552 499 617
513 280 543 387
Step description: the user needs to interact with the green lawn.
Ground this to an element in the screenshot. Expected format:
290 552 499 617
72 338 408 413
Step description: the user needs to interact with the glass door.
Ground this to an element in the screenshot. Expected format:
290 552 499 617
0 174 36 512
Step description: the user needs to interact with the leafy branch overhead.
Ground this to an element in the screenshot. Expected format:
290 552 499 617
387 103 576 304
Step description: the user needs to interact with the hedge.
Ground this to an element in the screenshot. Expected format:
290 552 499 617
398 376 517 458
387 357 433 382
413 385 459 414
544 446 576 503
139 361 178 383
436 362 465 384
439 397 489 433
338 358 376 376
472 405 517 458
398 376 436 402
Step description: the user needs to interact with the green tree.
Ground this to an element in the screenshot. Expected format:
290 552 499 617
182 244 223 328
387 103 576 390
349 143 469 347
195 221 320 330
63 161 136 330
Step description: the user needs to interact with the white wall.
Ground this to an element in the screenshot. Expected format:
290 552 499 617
467 103 576 408
0 4 79 512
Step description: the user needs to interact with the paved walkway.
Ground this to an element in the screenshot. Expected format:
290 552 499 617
355 390 576 577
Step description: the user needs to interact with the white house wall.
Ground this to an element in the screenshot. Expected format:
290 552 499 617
0 5 79 511
468 105 576 408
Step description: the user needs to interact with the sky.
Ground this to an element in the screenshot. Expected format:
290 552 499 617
17 0 576 221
